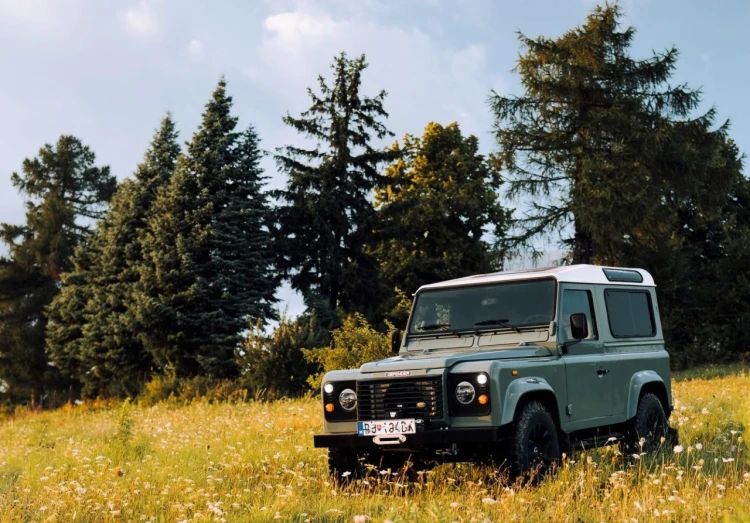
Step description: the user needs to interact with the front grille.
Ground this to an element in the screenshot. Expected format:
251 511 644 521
357 376 444 420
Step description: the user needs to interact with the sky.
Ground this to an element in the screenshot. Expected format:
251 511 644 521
1 0 748 317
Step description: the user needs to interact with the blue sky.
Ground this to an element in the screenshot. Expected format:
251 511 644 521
1 0 748 316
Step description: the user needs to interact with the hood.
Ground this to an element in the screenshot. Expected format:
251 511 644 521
359 345 554 373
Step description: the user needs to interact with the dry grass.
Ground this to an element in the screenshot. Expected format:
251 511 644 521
0 366 748 522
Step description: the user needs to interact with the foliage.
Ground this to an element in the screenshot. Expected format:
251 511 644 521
47 115 180 398
373 122 510 319
490 4 735 263
240 313 326 398
490 4 748 364
0 367 748 520
303 313 391 390
136 79 277 380
138 375 250 407
274 52 394 320
0 136 115 404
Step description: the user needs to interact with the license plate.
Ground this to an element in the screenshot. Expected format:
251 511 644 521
358 419 416 436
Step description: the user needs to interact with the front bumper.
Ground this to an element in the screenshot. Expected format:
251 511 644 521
314 427 501 450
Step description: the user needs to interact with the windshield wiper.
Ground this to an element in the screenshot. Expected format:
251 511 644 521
415 323 452 332
473 318 521 333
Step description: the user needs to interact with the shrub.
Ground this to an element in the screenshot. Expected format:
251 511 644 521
239 313 324 398
303 313 392 390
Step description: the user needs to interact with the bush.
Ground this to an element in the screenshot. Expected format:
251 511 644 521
303 313 392 390
239 313 325 398
138 375 249 406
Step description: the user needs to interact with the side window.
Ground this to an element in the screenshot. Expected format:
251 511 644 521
604 290 655 338
560 289 597 341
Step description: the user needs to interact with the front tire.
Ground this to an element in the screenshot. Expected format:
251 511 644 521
627 392 670 453
328 447 361 480
507 401 560 481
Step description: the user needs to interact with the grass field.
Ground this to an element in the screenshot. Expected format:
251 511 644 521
0 366 748 522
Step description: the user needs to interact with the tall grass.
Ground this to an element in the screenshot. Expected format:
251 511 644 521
0 367 747 522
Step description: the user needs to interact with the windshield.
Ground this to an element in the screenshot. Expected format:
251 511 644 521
408 278 556 335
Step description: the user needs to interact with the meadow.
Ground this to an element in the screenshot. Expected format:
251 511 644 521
0 366 748 522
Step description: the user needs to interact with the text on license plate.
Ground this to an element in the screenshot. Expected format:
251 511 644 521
358 419 416 436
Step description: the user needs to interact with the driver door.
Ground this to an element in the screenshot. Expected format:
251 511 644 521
559 285 613 429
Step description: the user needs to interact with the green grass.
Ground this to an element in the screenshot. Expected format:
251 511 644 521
0 366 748 522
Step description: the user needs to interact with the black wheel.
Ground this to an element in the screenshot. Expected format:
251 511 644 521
627 392 669 453
328 447 362 480
507 401 560 481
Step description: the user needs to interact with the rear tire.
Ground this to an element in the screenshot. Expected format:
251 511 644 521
626 392 669 453
507 401 560 481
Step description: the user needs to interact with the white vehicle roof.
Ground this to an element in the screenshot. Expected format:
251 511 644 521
418 264 655 292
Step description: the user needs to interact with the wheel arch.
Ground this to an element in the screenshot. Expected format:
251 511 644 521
500 378 562 429
626 371 670 420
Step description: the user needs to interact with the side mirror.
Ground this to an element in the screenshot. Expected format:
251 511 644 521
569 313 589 340
390 328 402 355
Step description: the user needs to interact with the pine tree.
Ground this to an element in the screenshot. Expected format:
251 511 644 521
137 80 277 379
274 52 394 319
47 115 181 397
373 122 510 320
490 4 734 263
0 137 114 403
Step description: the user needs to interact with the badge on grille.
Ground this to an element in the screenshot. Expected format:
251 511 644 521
390 412 397 418
385 371 411 377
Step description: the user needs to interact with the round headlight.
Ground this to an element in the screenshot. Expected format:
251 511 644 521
455 381 476 405
476 373 488 385
323 383 334 394
339 388 357 411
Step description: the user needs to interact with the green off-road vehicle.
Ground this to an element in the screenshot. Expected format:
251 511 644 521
314 265 677 479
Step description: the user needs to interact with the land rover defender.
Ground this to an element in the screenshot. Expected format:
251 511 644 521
313 265 676 478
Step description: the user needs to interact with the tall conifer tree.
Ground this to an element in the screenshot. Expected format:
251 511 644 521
0 136 114 403
47 116 180 397
274 52 394 319
490 4 734 263
137 80 277 379
490 4 747 364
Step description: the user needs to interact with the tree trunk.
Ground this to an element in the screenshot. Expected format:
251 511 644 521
571 221 593 264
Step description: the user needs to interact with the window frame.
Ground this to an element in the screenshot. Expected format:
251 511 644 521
406 277 558 337
604 288 657 339
561 288 599 341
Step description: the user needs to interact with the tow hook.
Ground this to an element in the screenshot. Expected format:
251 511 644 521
373 435 407 445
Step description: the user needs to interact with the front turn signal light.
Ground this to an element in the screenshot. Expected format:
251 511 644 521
477 394 489 406
325 403 335 413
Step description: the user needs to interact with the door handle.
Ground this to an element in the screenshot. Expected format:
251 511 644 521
597 369 610 376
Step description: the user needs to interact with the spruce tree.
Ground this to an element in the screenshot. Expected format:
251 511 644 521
274 52 394 319
137 80 277 379
0 137 114 403
373 122 510 320
47 115 181 397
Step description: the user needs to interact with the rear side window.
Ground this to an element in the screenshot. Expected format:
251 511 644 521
604 290 655 338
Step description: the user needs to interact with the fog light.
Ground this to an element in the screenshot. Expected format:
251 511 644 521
325 403 335 413
478 394 489 405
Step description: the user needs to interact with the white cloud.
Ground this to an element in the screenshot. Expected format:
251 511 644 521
0 0 82 35
185 39 205 59
120 1 158 38
252 9 497 144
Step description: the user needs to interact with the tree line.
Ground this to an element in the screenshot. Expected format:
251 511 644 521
1 4 748 405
